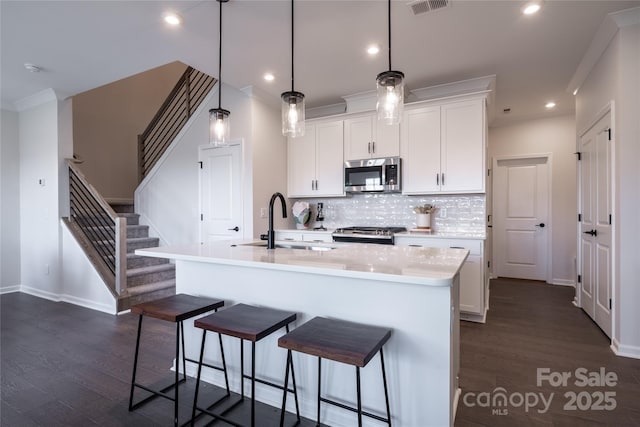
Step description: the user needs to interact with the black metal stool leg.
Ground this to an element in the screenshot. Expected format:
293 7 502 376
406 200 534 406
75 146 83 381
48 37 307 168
181 321 187 381
317 357 322 426
218 332 230 394
174 322 180 427
285 325 300 422
356 366 362 427
191 330 207 426
251 341 256 427
279 349 292 427
240 339 245 399
380 349 392 426
129 314 143 411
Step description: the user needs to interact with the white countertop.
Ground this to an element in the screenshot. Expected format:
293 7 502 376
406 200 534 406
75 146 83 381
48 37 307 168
136 239 469 287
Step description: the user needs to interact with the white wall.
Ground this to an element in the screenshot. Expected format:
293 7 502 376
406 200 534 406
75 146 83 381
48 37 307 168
489 115 577 285
1 109 21 291
17 90 62 298
576 17 640 358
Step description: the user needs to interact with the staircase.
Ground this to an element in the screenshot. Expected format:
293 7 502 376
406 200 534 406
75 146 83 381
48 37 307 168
110 203 175 311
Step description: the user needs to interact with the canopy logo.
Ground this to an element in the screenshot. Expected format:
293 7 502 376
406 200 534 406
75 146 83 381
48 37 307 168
462 387 553 415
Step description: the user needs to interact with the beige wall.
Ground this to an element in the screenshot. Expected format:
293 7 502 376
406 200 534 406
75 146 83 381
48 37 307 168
489 114 577 285
72 61 188 201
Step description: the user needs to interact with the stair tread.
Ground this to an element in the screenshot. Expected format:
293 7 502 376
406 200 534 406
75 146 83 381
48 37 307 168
127 263 175 277
126 279 176 296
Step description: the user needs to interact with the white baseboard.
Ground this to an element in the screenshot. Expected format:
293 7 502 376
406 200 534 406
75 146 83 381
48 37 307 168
19 285 62 302
0 285 21 294
551 279 575 287
611 338 640 359
60 293 116 315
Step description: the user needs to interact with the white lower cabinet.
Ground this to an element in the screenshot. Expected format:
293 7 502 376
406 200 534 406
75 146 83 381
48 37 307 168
395 236 488 322
276 230 333 243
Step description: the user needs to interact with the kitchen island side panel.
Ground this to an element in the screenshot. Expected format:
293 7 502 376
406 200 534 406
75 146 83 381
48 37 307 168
175 259 458 427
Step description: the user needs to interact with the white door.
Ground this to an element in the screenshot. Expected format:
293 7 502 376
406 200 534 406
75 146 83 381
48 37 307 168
578 112 612 337
200 144 243 242
494 156 550 281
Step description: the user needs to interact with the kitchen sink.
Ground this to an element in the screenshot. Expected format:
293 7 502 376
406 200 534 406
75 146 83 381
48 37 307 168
237 241 334 251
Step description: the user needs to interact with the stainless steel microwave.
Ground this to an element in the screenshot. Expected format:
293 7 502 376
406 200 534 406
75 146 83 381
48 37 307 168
344 157 401 193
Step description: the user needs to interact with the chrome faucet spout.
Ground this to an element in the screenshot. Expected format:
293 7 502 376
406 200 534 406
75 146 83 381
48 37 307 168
267 192 287 249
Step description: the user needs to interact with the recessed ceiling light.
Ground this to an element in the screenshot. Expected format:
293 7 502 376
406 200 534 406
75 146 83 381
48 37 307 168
263 73 275 82
573 89 578 96
545 101 556 109
522 2 541 15
164 13 182 26
367 45 380 55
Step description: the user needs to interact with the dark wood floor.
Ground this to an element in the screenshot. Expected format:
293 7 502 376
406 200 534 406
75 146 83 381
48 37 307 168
456 278 640 427
2 279 639 426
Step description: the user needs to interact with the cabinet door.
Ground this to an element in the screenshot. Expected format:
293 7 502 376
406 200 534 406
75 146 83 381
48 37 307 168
441 99 485 193
344 115 374 160
401 106 441 194
287 124 317 197
315 120 345 197
459 254 483 314
374 120 400 158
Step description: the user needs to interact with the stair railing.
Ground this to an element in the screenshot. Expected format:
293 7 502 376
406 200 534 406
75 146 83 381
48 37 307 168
68 160 127 295
138 66 216 180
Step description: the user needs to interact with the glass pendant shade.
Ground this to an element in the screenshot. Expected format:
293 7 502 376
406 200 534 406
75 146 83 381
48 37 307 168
209 108 230 146
281 91 305 137
376 70 404 125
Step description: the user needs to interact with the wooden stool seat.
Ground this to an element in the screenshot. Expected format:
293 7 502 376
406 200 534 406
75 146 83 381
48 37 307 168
195 303 297 341
278 317 391 368
192 303 299 427
128 294 226 427
278 317 393 427
131 293 224 322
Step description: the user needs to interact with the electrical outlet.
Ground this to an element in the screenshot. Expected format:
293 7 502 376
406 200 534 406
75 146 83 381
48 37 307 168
260 208 267 218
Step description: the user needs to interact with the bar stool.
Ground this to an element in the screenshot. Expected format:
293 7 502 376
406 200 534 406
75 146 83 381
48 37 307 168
191 303 300 427
278 316 392 427
128 294 225 427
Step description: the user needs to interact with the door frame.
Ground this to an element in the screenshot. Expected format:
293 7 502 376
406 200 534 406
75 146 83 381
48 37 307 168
576 101 616 341
198 140 246 243
492 153 553 284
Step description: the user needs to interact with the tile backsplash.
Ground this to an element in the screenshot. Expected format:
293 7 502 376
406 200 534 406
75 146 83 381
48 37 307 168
292 193 486 234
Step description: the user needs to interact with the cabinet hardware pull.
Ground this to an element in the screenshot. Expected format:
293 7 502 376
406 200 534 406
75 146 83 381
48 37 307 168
436 174 439 185
450 246 465 249
372 141 375 153
368 142 371 154
442 173 445 185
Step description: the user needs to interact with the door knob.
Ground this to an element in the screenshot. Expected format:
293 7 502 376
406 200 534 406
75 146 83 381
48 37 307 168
228 226 239 232
535 223 545 228
583 229 597 236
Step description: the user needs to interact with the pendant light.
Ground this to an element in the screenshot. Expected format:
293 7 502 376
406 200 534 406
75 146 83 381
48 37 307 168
209 0 230 146
281 0 305 137
376 0 405 125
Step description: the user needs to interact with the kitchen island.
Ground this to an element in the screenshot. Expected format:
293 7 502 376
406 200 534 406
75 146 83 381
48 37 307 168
136 240 468 427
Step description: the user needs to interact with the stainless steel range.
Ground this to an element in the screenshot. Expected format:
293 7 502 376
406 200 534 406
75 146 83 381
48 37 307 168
332 226 407 245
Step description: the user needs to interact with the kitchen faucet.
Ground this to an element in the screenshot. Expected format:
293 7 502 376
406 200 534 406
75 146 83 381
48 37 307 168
262 192 287 249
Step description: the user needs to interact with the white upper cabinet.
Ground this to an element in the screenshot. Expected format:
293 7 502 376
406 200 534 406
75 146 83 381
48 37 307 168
344 113 400 160
287 120 345 198
401 97 486 194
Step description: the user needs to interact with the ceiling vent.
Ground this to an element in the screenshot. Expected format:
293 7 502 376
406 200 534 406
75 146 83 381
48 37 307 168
408 0 450 15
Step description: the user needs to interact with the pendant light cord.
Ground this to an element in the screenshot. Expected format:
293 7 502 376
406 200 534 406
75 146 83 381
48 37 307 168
291 0 295 93
218 0 223 109
387 0 392 71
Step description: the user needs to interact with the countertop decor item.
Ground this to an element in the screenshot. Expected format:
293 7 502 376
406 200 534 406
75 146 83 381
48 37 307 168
292 201 310 229
413 204 436 230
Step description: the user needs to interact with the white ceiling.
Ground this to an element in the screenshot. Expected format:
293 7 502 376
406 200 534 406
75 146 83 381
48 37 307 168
1 0 638 126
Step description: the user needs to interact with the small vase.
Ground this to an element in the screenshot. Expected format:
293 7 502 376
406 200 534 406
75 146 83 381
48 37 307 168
416 213 431 229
